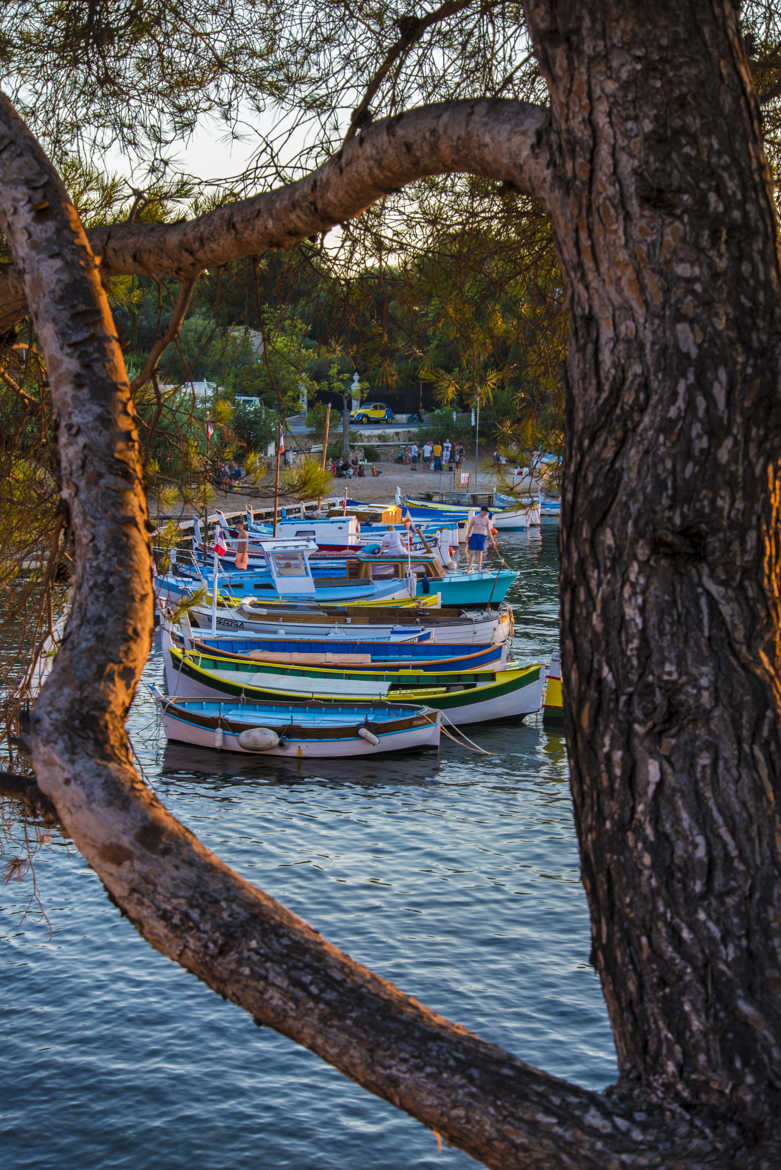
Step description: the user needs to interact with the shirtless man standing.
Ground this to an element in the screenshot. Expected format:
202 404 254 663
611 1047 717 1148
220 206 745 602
466 506 497 571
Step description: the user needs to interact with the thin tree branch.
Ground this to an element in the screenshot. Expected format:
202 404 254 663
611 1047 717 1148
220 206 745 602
342 0 478 145
0 362 36 403
0 770 58 824
130 274 200 393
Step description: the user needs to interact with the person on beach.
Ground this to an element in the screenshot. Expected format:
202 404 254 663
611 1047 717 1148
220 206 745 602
466 506 497 571
442 438 452 468
433 440 442 471
410 442 419 468
422 440 432 469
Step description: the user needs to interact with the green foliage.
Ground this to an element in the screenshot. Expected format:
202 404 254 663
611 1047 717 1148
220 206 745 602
134 385 205 489
280 456 333 501
231 401 275 454
306 401 332 442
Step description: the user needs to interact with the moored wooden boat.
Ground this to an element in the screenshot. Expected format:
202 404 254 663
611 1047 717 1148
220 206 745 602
153 688 441 757
183 598 513 644
169 624 508 671
181 544 516 608
155 537 416 607
542 650 564 725
402 493 541 529
163 644 545 726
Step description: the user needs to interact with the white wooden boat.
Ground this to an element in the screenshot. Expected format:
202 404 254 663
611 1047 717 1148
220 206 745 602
154 537 413 607
153 688 441 757
162 643 545 726
182 599 513 645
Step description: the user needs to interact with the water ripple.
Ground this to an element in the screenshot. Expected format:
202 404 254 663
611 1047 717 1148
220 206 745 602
0 527 617 1168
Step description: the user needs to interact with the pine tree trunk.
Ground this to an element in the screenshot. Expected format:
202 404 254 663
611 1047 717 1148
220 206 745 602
525 0 781 1130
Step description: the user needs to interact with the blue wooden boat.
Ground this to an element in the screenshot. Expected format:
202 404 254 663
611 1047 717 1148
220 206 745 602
181 598 513 645
402 496 540 530
167 624 507 672
158 542 516 608
231 510 456 554
154 538 412 606
153 688 441 757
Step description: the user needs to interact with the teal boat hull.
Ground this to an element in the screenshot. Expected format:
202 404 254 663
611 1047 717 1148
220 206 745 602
417 569 516 607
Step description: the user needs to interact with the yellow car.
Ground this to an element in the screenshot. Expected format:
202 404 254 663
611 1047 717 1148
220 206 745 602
350 401 395 423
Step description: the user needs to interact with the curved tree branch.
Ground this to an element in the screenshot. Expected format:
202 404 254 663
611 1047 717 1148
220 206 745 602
0 98 553 334
129 274 200 393
0 90 728 1168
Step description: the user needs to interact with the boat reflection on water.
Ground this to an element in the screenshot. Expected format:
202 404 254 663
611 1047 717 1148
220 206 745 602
160 740 445 789
159 715 554 791
540 727 568 771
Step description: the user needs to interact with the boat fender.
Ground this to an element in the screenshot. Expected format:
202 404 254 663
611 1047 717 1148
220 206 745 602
357 726 380 746
238 727 281 751
214 726 224 749
421 577 430 593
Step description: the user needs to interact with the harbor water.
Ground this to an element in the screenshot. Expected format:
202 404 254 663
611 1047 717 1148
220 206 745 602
0 526 617 1169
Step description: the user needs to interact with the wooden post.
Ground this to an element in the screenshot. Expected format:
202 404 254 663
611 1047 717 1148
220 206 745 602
321 404 331 471
316 403 332 517
273 423 283 536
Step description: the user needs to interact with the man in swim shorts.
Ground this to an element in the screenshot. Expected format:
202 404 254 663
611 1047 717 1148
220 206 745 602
466 506 497 570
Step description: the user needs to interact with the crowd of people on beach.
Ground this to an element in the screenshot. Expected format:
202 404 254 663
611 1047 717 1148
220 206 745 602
394 438 465 470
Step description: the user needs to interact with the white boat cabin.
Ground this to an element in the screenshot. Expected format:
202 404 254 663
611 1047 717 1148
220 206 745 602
255 538 319 595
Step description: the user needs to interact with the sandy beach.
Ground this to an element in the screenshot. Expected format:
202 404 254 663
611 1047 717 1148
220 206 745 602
151 447 540 528
208 452 522 514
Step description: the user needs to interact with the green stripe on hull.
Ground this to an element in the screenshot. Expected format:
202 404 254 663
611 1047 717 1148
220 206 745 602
176 648 505 689
391 665 543 710
171 650 543 709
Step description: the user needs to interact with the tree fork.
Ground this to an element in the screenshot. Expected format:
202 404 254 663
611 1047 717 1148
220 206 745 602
0 89 690 1170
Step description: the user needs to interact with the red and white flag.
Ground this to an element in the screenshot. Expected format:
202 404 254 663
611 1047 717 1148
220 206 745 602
278 426 285 455
206 421 214 441
214 530 227 556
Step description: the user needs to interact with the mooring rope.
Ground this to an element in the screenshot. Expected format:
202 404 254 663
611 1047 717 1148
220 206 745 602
439 711 491 754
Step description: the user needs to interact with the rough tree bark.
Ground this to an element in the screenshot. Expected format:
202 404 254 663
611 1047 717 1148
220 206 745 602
1 0 780 1165
524 0 781 1135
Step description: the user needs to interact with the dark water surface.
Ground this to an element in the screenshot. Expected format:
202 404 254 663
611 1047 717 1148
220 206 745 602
1 526 617 1169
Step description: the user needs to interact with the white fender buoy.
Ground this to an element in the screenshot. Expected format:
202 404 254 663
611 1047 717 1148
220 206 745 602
357 726 380 746
214 726 224 749
238 727 280 751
